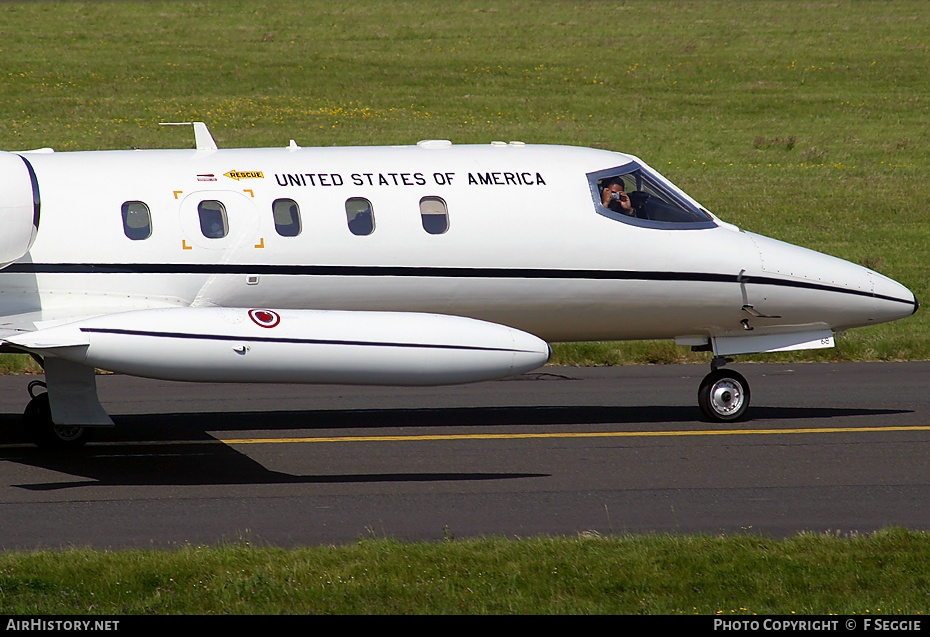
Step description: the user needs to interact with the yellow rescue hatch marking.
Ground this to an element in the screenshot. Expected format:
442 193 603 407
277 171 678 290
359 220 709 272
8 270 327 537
254 238 265 248
181 240 192 250
219 425 930 445
225 170 264 181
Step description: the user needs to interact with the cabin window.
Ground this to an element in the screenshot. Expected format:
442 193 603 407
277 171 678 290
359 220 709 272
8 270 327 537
419 196 449 234
198 200 228 239
272 198 301 237
121 201 152 240
589 164 716 229
345 197 374 236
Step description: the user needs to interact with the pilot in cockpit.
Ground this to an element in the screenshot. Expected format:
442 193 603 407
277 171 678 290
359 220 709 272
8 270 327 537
600 177 634 216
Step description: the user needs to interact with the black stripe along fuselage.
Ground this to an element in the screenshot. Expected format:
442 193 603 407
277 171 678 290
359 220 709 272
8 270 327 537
5 262 918 308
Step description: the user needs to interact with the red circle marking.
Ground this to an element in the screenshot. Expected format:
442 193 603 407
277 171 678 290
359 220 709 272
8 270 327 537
249 309 281 328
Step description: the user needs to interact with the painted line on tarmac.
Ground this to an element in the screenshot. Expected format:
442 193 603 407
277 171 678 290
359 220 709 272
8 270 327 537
219 425 930 445
3 426 927 452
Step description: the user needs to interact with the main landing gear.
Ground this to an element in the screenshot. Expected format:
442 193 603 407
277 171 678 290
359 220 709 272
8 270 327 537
18 356 112 448
697 357 750 422
23 380 92 449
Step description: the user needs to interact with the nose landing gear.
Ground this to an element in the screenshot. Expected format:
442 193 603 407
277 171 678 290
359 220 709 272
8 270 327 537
698 358 750 422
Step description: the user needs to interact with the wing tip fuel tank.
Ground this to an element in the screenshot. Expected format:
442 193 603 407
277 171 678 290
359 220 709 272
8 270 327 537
9 307 551 386
0 152 39 267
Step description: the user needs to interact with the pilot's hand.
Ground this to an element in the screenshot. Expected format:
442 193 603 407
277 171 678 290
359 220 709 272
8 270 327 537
615 191 632 214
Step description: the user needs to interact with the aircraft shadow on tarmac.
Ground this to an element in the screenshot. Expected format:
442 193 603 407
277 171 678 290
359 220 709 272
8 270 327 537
0 404 912 491
107 403 911 434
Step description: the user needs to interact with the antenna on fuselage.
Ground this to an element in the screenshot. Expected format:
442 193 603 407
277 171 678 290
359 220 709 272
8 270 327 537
158 121 218 150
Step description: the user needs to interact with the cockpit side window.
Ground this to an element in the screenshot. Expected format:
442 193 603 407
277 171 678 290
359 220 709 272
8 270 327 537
588 164 716 229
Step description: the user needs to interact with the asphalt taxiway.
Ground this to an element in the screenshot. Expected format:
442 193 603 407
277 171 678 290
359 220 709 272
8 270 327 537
0 362 928 549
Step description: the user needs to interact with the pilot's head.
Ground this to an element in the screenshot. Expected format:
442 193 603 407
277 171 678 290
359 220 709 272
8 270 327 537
603 177 626 196
605 177 624 188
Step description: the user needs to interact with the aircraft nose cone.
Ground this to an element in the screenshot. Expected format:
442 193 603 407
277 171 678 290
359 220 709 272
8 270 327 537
869 269 919 322
746 232 917 330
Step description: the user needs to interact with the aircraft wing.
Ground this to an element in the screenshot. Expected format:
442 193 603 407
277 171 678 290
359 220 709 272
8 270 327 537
0 308 125 346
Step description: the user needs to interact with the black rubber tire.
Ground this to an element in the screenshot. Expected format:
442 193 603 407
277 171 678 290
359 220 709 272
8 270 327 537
698 369 751 422
24 392 91 448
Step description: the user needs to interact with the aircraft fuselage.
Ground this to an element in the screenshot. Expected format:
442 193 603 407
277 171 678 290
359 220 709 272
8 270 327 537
4 142 915 344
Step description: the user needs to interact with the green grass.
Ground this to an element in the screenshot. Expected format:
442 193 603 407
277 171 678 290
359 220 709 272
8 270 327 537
1 530 929 614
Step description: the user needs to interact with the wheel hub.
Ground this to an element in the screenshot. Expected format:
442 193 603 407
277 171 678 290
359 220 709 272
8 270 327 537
711 380 743 415
52 425 86 442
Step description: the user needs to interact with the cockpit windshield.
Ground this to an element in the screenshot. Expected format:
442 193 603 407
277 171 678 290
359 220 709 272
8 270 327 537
588 163 715 229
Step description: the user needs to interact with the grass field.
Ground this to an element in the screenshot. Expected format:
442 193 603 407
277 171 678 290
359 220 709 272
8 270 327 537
1 531 929 614
1 0 929 615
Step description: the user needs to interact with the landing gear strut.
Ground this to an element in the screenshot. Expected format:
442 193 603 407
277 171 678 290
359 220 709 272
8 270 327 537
23 380 91 448
698 357 751 422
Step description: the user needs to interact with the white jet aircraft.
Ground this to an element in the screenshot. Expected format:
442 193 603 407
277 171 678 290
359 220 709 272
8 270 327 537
0 123 918 446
